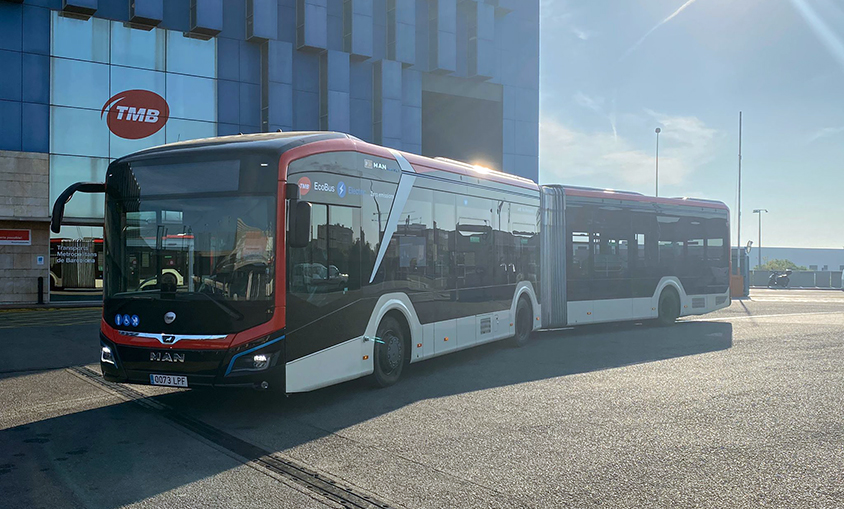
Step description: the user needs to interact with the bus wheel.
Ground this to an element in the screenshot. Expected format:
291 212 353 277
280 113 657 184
657 289 680 326
372 315 406 387
512 297 533 347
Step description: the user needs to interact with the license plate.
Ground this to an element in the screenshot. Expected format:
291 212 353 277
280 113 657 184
149 374 188 387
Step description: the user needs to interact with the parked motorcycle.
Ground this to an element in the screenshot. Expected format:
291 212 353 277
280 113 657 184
768 270 792 288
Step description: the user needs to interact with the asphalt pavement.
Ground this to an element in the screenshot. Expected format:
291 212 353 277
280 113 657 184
1 289 842 508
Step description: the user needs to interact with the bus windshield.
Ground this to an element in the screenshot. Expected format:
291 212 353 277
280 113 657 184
104 158 277 304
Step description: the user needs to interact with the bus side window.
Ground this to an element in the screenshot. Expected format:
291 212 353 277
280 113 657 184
570 231 590 278
432 192 456 291
289 203 360 299
289 204 327 294
326 205 358 291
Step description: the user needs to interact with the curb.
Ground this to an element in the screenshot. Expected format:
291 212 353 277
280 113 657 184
0 302 102 312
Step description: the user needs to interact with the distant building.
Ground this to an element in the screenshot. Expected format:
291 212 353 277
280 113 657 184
752 247 844 271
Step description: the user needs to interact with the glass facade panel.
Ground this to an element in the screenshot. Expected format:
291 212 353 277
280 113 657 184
166 73 217 121
50 12 110 63
49 155 109 219
48 12 219 224
50 57 110 110
166 30 216 78
49 225 105 301
110 22 165 71
110 129 165 159
165 118 216 144
109 64 165 97
50 106 110 157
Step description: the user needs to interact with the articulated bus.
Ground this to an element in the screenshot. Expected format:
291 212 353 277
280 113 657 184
51 132 731 393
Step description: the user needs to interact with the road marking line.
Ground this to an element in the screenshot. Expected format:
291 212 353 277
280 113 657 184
749 298 844 303
685 311 842 322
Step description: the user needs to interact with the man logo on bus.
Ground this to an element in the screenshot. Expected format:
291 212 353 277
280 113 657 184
297 176 311 196
101 90 170 140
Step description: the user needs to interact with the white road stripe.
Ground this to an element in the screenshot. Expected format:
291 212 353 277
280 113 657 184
684 311 843 322
749 298 844 303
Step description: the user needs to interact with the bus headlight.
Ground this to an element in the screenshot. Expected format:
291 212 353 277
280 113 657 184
101 345 116 365
225 334 284 376
227 350 277 375
252 354 269 370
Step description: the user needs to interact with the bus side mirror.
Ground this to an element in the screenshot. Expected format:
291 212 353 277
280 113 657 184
51 182 106 233
286 183 311 249
289 201 311 249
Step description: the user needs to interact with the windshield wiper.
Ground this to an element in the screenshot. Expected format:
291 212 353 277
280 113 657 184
111 289 163 298
177 292 244 321
110 289 243 321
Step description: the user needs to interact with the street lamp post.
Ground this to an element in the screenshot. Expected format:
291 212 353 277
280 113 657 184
753 209 768 269
655 128 661 197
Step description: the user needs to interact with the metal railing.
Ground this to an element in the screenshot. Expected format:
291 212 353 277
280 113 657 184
749 270 843 289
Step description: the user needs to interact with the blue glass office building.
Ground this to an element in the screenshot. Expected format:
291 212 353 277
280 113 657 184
0 0 538 303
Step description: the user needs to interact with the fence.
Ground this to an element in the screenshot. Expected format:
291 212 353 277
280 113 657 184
749 270 843 289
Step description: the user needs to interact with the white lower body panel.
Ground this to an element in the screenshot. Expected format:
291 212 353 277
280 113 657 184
285 283 540 393
285 337 369 393
566 278 731 326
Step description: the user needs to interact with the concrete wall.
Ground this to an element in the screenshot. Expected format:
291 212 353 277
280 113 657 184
0 150 50 304
0 220 50 304
0 150 49 220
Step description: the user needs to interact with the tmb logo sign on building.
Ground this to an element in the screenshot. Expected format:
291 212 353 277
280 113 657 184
101 90 170 140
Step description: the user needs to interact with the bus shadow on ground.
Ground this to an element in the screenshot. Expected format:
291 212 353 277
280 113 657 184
158 320 733 441
0 320 731 508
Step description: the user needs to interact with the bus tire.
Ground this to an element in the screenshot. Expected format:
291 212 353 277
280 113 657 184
372 315 406 387
512 297 533 347
657 288 680 326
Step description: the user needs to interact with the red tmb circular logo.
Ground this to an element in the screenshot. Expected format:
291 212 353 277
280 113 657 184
101 90 170 140
297 176 311 196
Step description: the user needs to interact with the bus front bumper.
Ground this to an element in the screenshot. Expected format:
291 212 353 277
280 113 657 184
99 333 286 391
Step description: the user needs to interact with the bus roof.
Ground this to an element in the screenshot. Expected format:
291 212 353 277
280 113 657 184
121 131 541 192
119 131 352 159
116 132 725 207
561 185 729 211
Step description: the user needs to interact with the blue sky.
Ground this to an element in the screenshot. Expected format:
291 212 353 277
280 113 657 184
538 0 844 248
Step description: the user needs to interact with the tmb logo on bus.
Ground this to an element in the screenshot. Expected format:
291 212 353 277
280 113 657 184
101 90 170 140
297 176 311 196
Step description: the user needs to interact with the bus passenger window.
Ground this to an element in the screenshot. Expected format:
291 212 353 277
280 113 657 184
289 204 359 300
570 231 590 278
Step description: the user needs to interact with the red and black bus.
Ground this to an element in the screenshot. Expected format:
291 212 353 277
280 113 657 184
51 132 730 393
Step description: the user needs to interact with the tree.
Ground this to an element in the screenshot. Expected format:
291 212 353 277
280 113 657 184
756 259 807 271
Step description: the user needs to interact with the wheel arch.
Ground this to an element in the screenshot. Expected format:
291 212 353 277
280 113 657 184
382 308 412 362
362 293 422 368
653 277 687 315
511 282 540 331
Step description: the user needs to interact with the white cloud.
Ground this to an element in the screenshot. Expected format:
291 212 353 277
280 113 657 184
573 92 604 113
539 0 572 26
620 0 701 61
571 27 593 40
539 1 595 41
573 92 618 141
539 111 721 191
807 126 844 144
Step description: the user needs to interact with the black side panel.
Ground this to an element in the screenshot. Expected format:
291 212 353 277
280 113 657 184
565 196 730 302
285 151 541 362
